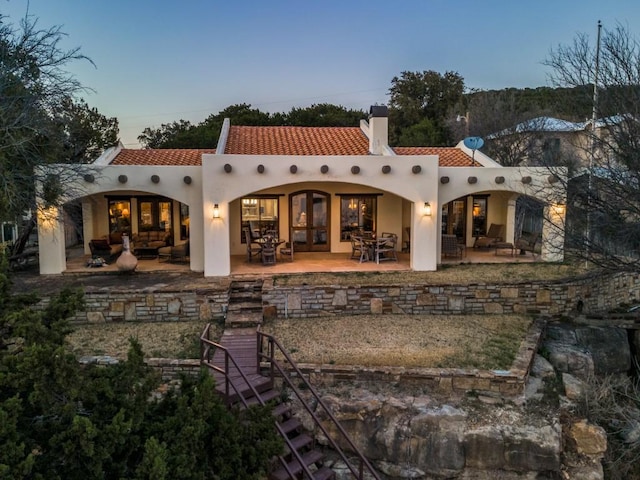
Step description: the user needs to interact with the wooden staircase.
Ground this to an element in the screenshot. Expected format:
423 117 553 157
200 280 380 480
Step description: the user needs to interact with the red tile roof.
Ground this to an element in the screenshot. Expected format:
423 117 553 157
110 149 215 166
224 126 369 155
392 147 478 166
107 132 479 168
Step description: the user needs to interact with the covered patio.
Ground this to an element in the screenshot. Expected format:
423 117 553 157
63 246 538 276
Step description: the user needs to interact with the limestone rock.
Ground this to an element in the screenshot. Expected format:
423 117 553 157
575 326 630 374
562 373 586 401
569 420 607 457
531 354 555 378
543 324 630 380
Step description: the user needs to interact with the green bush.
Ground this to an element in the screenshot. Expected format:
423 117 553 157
0 260 281 479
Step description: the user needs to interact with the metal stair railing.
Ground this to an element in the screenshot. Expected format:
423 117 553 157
200 324 315 480
257 329 381 480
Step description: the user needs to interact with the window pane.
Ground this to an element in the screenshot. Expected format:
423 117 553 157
340 196 376 241
159 201 172 232
109 200 131 233
241 197 279 242
180 204 190 240
139 201 154 230
472 197 487 237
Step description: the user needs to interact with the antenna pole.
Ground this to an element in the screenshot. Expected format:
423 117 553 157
586 20 602 264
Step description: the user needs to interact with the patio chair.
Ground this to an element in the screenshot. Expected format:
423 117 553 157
516 231 541 256
375 234 398 263
158 242 190 263
243 228 262 262
350 235 369 263
474 224 505 249
279 240 293 261
261 239 276 265
442 234 465 258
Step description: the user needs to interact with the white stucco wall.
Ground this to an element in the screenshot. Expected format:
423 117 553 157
37 165 204 274
36 158 566 276
201 154 441 276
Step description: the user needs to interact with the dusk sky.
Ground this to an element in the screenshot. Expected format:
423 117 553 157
2 0 640 148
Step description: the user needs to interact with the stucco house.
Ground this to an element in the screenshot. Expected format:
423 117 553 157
36 106 566 276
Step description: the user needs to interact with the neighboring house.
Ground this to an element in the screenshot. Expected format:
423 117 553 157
490 115 624 173
36 106 566 276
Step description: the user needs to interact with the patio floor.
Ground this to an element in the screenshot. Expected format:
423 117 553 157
63 246 537 276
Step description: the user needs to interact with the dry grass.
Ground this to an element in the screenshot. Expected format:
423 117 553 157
261 314 532 370
273 262 590 286
65 321 219 359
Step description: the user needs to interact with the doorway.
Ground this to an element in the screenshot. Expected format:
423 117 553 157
290 190 330 252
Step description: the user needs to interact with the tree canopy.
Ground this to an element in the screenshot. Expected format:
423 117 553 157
0 12 118 253
0 258 281 479
543 22 640 272
138 103 367 149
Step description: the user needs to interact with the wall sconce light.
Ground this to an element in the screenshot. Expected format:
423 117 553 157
553 203 565 215
212 203 220 219
423 202 432 217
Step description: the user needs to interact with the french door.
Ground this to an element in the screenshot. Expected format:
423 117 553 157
290 190 330 252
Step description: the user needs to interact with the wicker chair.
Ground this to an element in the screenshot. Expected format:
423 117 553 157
442 234 466 258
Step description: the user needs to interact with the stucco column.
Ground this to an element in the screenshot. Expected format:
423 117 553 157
81 199 95 256
506 197 517 244
38 206 67 274
541 204 565 262
411 200 438 271
203 201 231 276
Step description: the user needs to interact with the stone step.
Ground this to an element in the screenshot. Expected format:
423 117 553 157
228 301 262 312
226 310 263 328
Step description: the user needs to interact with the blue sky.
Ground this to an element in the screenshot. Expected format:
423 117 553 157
2 0 639 147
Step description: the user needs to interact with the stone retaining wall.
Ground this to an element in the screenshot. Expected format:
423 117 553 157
38 285 231 324
262 271 640 319
287 318 544 399
80 355 201 382
39 271 640 326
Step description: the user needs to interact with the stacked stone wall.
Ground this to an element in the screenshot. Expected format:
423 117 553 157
36 286 230 324
262 272 640 319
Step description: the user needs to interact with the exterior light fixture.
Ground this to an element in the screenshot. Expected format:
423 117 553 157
553 203 566 215
423 202 432 217
213 204 220 219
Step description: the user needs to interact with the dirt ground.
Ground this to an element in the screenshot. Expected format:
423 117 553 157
65 321 217 360
261 314 532 369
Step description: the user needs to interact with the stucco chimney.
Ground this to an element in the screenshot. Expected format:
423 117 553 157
368 105 388 155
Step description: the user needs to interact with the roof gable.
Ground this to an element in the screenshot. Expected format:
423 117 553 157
393 147 477 166
224 125 369 155
110 149 215 166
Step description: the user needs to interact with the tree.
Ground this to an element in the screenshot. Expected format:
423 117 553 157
0 12 118 255
0 257 281 479
387 70 465 146
543 23 640 272
285 103 366 127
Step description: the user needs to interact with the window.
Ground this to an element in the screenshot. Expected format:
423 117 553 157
339 195 377 241
138 197 172 232
472 196 488 237
179 204 189 240
107 198 131 234
241 197 279 242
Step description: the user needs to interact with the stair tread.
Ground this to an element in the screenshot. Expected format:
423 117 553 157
285 432 313 452
312 466 336 480
279 417 302 434
272 402 291 418
270 450 325 480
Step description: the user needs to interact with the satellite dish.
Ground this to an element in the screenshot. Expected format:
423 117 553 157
463 137 484 165
463 136 484 150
